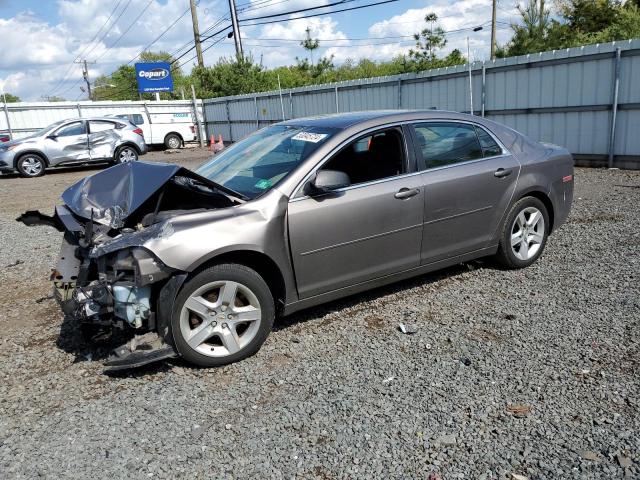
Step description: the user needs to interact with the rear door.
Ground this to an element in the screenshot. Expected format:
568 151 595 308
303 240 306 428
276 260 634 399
44 121 89 165
288 126 425 299
88 120 120 160
411 121 520 264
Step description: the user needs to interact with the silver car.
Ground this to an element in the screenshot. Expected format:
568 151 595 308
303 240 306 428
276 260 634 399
19 111 573 371
0 117 148 177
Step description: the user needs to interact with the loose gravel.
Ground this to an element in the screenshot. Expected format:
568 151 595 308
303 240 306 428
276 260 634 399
0 151 638 479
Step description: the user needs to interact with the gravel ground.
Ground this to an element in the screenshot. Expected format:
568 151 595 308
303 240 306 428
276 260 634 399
0 151 638 479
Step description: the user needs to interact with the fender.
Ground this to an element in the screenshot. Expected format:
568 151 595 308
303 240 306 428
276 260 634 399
14 149 50 167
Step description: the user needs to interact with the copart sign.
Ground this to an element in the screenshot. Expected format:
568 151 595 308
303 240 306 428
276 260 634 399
135 62 174 93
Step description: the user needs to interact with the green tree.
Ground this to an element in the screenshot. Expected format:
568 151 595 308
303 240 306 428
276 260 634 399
501 0 551 56
500 0 640 56
2 92 21 102
192 55 267 98
409 13 447 64
300 27 320 65
407 13 465 71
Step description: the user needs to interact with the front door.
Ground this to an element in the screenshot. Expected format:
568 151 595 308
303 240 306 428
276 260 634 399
44 120 90 165
288 127 425 299
411 121 521 264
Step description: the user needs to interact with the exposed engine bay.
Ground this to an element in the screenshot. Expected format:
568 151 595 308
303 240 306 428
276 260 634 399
17 162 244 371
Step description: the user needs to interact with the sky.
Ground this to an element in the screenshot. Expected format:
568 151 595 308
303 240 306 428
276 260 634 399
0 0 519 101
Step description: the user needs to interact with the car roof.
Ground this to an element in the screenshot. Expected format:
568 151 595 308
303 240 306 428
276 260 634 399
281 109 474 129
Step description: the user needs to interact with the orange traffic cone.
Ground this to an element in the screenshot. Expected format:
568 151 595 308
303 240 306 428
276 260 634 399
213 134 225 153
208 134 215 151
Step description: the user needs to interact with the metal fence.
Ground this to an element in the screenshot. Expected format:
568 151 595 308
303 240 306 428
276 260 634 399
0 99 206 141
203 39 640 169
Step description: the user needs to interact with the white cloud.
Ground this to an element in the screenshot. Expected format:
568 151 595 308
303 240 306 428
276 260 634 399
252 16 347 66
368 0 518 61
0 0 521 100
0 14 71 69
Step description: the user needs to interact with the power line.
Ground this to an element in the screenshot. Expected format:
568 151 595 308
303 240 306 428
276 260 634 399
239 0 360 23
94 0 155 62
241 0 400 28
82 0 133 60
48 0 126 97
128 5 192 64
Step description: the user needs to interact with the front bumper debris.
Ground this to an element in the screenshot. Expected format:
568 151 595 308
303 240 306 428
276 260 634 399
104 332 178 372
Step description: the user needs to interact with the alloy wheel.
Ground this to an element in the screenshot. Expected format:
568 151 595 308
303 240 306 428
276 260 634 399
118 148 137 163
179 280 262 358
20 156 43 176
510 206 545 261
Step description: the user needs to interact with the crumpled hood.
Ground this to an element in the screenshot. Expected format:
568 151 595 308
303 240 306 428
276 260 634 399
61 161 232 229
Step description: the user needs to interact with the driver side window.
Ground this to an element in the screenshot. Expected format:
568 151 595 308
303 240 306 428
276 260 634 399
320 128 406 186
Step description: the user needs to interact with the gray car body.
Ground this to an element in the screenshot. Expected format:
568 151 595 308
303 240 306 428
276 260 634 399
0 117 147 173
108 110 573 316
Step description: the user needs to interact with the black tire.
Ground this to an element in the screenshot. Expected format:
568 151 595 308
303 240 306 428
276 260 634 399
164 133 182 150
114 145 138 164
495 196 550 269
170 263 275 367
16 153 46 177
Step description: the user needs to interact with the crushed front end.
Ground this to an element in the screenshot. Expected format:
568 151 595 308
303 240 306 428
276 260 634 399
17 161 243 371
20 205 180 371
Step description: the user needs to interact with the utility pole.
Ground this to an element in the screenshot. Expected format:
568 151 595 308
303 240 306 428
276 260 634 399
228 0 243 60
75 59 94 99
467 36 474 115
490 0 497 60
190 0 204 67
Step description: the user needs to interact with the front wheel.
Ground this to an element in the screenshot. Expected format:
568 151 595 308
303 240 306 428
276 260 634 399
16 154 46 177
114 145 138 164
170 264 275 367
495 196 549 269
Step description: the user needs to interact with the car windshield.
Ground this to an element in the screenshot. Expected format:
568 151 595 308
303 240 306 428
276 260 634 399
27 121 66 139
196 124 338 199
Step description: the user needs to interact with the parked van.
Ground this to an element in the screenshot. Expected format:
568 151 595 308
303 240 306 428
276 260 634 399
113 110 197 149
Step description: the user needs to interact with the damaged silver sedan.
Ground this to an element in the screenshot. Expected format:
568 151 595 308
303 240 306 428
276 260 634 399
18 111 574 371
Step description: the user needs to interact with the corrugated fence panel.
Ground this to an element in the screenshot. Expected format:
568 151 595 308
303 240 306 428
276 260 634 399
197 39 639 167
3 100 205 140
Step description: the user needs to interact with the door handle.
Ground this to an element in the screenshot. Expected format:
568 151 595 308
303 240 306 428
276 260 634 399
394 187 420 199
494 168 513 178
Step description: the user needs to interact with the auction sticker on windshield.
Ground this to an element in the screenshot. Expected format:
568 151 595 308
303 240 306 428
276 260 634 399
254 179 272 190
292 132 328 143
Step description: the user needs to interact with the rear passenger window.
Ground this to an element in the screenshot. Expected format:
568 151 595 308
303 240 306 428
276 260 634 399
131 114 144 125
475 126 502 157
413 122 482 169
89 121 116 133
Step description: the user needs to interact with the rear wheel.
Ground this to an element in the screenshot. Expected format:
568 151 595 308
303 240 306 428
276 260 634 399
114 145 138 164
495 196 549 269
164 133 182 150
170 264 275 367
16 154 46 177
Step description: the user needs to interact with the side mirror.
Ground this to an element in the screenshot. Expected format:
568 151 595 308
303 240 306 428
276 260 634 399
47 134 58 141
306 169 351 195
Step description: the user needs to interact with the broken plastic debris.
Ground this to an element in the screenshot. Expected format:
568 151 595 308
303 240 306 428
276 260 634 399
398 323 418 335
506 404 532 417
510 474 529 480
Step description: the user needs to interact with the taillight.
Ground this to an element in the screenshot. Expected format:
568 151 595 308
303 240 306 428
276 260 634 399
562 175 573 183
190 125 195 133
133 128 144 137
